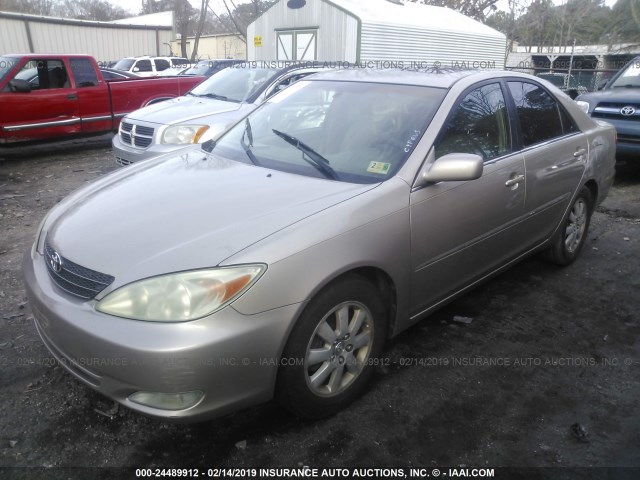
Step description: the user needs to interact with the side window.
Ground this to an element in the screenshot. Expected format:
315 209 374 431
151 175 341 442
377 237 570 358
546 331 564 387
154 59 170 71
559 105 577 134
170 58 188 68
135 60 152 72
435 82 511 161
69 58 98 87
13 59 69 90
271 73 308 97
507 81 565 147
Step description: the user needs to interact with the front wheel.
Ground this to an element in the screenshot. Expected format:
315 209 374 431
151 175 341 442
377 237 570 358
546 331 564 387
547 186 593 266
276 275 388 419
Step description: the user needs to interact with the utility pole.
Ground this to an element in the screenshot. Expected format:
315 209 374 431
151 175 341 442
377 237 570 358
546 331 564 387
566 37 576 90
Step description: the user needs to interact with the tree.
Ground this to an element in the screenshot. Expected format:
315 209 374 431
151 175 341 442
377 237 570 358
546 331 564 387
190 0 210 61
207 0 276 40
53 0 129 20
605 0 640 45
405 0 500 22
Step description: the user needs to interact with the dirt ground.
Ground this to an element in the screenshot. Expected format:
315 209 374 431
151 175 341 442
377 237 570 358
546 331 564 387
0 137 639 479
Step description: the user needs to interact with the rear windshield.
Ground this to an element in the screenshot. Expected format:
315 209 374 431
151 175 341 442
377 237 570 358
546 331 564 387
113 58 135 71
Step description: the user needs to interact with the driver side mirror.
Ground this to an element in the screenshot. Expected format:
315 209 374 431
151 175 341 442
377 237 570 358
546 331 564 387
133 67 140 72
415 152 483 188
597 81 607 90
9 79 32 93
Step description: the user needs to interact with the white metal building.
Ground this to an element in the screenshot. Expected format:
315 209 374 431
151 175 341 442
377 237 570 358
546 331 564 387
0 10 175 64
246 0 506 68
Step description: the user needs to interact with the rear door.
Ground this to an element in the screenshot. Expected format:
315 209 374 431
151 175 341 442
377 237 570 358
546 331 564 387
409 81 527 316
68 57 112 134
506 80 587 243
1 58 80 143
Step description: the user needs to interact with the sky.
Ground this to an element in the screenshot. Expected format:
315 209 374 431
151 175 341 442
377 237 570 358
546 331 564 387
108 0 248 16
107 0 619 17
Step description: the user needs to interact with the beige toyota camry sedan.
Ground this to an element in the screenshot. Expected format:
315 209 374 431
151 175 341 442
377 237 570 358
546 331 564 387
24 69 616 422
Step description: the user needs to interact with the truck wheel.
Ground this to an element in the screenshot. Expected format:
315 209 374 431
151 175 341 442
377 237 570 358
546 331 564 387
276 275 387 419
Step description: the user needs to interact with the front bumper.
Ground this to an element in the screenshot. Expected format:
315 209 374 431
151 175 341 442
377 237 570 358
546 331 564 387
23 249 299 422
112 133 191 166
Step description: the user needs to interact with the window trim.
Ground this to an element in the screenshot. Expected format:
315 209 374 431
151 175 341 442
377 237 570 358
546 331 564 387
504 78 582 150
433 79 515 164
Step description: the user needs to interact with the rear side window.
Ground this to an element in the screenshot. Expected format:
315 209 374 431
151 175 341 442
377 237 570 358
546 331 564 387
508 81 566 147
154 59 170 71
69 58 98 87
135 60 152 72
435 82 511 162
171 58 189 68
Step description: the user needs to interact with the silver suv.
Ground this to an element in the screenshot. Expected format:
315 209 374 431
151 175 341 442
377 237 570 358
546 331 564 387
112 56 190 77
112 64 328 166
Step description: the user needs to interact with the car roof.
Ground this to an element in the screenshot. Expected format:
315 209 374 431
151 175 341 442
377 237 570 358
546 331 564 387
304 68 485 89
304 68 563 91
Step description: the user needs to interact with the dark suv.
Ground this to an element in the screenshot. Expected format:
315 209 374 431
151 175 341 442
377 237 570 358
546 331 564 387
576 57 640 157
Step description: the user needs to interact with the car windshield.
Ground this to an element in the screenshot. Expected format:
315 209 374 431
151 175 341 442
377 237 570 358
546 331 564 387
610 60 640 88
0 56 21 83
188 66 279 102
209 80 446 184
183 61 210 75
113 58 136 71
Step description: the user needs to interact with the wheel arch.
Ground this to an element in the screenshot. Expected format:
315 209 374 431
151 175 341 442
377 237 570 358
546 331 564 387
144 96 174 106
277 265 399 362
336 266 398 341
583 178 598 206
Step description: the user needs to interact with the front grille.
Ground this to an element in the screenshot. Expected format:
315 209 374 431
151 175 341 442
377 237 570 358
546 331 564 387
44 239 114 300
119 121 155 149
115 156 133 166
592 102 640 121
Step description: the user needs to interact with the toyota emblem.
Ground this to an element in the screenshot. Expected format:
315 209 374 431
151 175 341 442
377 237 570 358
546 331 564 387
620 106 636 116
49 251 63 273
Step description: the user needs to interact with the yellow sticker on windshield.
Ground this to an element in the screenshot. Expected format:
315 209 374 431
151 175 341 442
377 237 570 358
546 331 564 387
367 162 391 175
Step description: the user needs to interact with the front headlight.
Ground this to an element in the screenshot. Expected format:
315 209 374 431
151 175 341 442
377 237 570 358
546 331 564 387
161 125 210 144
575 100 590 114
96 265 266 322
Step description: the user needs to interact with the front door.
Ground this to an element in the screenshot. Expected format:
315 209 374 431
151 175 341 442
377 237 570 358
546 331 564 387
409 82 527 317
1 58 80 143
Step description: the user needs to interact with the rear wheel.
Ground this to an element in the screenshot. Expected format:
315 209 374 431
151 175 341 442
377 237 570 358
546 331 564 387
276 275 387 419
547 186 593 266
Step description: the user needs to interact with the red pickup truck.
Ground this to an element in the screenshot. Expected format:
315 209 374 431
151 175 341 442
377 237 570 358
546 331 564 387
0 54 204 145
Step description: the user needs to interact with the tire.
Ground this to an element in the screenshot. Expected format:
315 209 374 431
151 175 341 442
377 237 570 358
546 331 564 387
276 275 388 419
547 186 593 266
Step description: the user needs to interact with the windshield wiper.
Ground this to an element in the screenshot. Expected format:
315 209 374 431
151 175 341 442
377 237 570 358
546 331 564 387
241 118 259 165
201 93 231 101
187 92 234 101
271 129 338 180
613 84 640 88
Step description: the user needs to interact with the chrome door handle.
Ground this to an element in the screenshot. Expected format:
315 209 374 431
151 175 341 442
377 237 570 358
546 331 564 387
574 148 587 157
505 174 525 187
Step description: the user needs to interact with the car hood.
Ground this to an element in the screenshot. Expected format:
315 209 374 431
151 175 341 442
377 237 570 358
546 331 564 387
578 88 640 104
46 149 376 290
126 95 246 126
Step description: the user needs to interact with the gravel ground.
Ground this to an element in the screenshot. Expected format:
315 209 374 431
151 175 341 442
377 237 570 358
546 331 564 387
0 138 639 480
